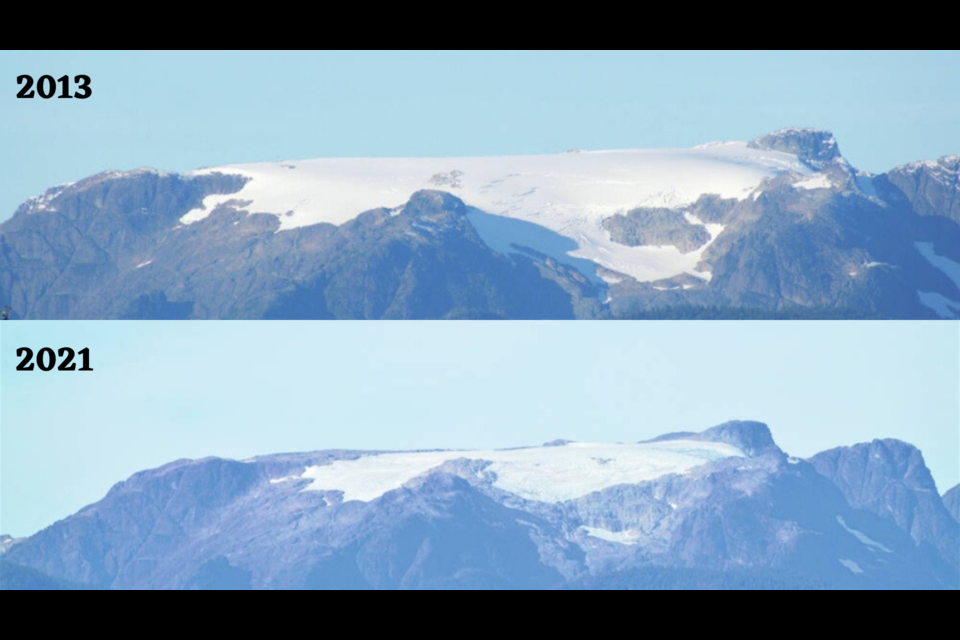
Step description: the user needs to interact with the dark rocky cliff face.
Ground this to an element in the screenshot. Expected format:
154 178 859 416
747 128 842 168
808 440 960 569
0 169 246 319
1 184 600 319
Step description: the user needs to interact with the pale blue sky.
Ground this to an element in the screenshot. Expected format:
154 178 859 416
2 50 959 220
1 321 957 537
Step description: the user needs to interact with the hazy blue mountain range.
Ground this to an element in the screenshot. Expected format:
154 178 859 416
1 128 957 319
2 421 957 590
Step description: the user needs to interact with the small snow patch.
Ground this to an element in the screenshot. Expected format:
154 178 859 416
793 174 832 191
839 558 864 574
918 291 960 319
915 242 960 290
837 516 892 553
581 526 640 545
854 173 881 200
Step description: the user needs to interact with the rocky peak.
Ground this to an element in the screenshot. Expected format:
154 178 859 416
748 127 841 168
647 420 780 457
892 155 960 179
697 420 779 456
809 439 937 497
808 439 958 567
401 189 467 218
879 155 960 222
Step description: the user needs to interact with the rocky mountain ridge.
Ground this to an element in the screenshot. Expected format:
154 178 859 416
3 421 957 590
2 128 958 319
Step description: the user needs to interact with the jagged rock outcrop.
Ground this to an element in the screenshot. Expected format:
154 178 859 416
748 127 842 168
808 439 960 568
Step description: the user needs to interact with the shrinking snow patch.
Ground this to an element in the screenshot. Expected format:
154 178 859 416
837 516 892 553
24 184 73 213
854 173 881 200
581 526 640 545
300 440 744 504
839 558 864 574
793 174 832 191
915 242 960 291
917 291 960 319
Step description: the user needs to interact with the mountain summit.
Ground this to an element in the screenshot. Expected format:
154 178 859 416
748 127 842 167
808 439 959 568
2 130 958 319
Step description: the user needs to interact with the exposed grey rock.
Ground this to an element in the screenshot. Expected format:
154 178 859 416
1 185 602 319
603 208 711 253
748 127 841 168
697 420 780 457
808 439 960 569
944 485 960 523
876 155 960 223
641 420 778 457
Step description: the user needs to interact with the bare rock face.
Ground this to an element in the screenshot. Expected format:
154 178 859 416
944 485 960 523
877 155 960 223
808 439 960 569
603 208 711 253
697 420 780 456
0 183 600 320
747 127 842 168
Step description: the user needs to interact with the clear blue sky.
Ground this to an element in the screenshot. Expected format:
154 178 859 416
2 50 959 220
1 321 957 537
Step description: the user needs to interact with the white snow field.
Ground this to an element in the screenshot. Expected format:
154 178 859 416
182 142 809 283
295 440 744 504
839 559 864 574
581 526 642 545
